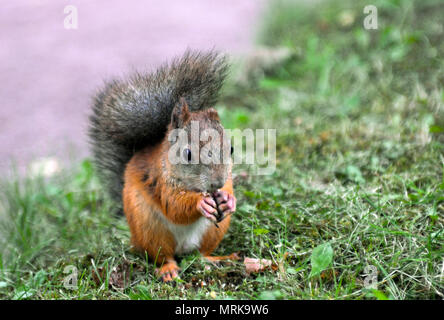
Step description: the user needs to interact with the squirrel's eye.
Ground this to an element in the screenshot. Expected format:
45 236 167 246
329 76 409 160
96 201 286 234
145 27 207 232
230 146 234 155
208 150 212 157
183 148 192 162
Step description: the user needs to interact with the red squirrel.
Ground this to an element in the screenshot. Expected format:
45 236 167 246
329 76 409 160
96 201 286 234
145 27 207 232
89 51 238 281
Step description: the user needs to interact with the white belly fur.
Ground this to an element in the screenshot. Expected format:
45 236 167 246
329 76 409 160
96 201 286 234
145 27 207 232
157 212 213 254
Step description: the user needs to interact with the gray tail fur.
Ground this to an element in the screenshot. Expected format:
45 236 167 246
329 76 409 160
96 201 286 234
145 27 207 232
88 50 229 204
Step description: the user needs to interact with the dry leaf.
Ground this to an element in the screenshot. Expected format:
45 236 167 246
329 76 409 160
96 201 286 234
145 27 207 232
243 257 277 274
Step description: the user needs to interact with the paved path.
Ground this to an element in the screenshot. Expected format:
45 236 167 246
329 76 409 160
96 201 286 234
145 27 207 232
0 0 263 172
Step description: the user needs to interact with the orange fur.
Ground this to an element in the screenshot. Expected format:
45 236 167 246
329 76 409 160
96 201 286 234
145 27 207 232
123 141 235 272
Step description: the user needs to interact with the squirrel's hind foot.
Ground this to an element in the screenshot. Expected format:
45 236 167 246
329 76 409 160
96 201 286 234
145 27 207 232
156 260 180 282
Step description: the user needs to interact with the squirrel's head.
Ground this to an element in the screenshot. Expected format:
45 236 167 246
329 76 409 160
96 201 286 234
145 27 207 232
164 98 233 193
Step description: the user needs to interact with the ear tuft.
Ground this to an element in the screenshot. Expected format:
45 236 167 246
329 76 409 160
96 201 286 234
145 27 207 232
206 108 220 121
171 97 191 128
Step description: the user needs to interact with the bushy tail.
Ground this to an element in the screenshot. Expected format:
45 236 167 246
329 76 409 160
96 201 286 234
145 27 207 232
89 50 229 203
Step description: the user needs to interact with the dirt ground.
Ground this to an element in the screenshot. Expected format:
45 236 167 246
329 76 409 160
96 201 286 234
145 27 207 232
0 0 263 172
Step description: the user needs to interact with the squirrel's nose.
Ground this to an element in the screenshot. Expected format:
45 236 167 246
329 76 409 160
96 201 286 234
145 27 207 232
210 182 224 192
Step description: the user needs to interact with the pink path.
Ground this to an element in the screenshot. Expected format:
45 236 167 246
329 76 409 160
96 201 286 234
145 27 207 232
0 0 263 171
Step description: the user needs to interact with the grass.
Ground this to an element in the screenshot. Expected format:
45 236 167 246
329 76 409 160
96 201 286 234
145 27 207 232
0 0 443 299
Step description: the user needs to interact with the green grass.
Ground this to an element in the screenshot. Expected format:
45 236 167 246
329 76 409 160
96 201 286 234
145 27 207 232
0 0 443 299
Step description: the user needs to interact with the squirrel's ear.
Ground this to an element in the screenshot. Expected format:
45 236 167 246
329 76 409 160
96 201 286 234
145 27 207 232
206 108 220 121
171 97 191 128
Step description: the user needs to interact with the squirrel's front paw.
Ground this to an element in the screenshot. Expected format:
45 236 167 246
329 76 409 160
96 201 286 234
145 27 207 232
197 196 218 222
213 190 236 217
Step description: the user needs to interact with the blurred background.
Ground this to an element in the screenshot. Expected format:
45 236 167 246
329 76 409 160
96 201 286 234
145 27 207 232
0 0 264 172
0 0 443 300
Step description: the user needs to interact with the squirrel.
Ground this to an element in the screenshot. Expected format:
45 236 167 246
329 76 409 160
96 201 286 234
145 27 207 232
89 51 238 282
